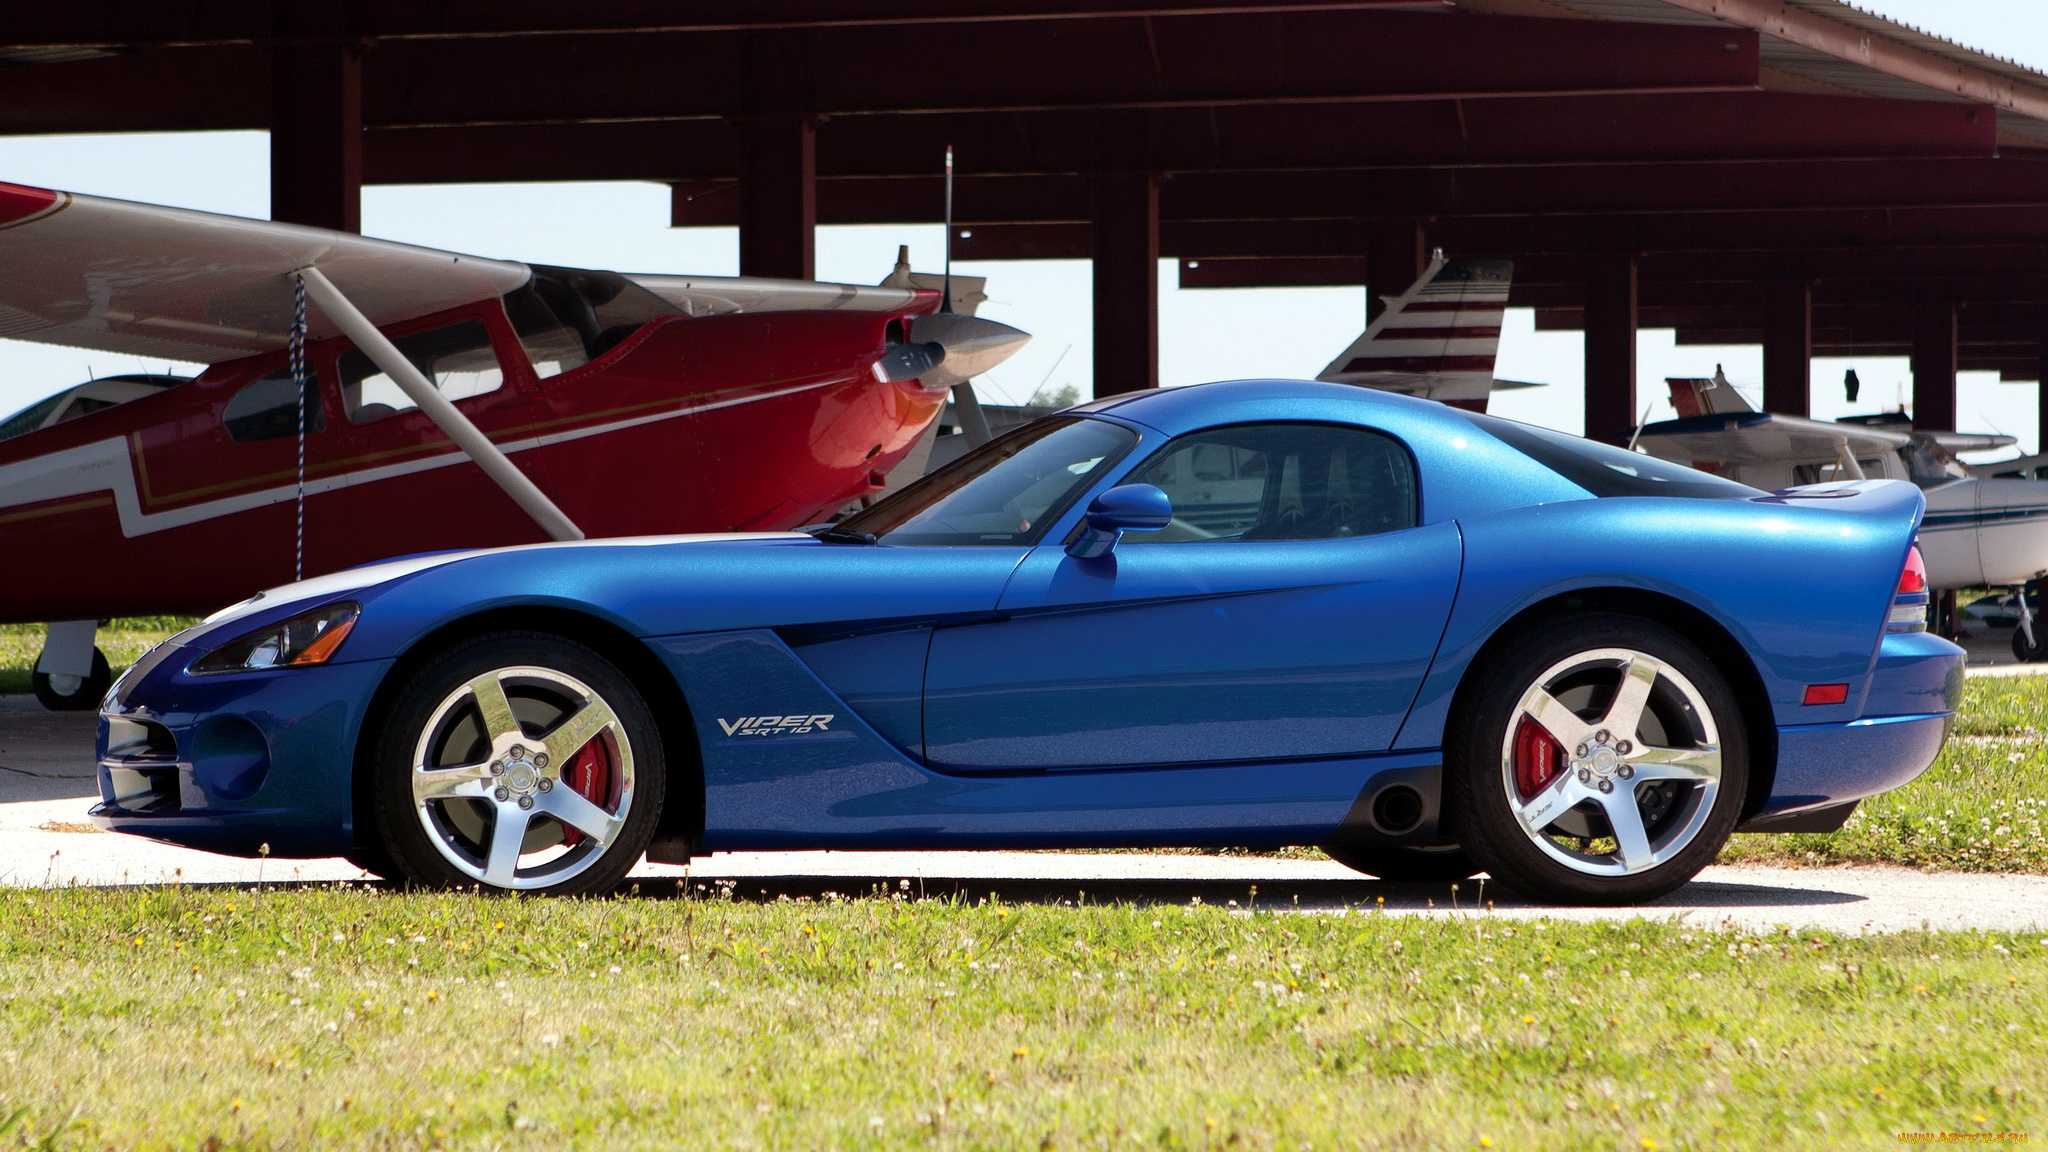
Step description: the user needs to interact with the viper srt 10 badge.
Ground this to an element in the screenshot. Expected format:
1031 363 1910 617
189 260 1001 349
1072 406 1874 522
717 714 836 737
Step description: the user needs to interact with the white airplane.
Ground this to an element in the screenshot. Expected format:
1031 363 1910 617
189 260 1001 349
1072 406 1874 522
1316 251 1543 411
1634 369 2048 656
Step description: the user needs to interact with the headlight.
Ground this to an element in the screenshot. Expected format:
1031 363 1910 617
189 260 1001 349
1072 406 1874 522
189 602 360 674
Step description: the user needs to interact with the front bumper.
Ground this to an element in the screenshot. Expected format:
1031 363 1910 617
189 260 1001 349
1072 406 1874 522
91 653 393 858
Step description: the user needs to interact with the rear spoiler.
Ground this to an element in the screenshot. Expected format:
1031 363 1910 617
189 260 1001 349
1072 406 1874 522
1748 478 1925 529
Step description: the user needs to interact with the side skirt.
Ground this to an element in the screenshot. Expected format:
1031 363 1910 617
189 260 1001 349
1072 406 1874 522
652 629 1444 853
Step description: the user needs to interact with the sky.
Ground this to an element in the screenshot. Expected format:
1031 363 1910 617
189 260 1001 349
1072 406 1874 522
1 0 2045 449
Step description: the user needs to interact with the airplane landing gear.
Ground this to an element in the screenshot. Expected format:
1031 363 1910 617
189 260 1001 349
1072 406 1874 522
1932 589 1960 640
32 620 110 711
2011 580 2047 663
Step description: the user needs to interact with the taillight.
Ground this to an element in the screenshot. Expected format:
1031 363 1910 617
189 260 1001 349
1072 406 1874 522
1888 545 1929 632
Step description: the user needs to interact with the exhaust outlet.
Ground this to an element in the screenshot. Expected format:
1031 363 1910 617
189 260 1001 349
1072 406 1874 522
1371 784 1425 835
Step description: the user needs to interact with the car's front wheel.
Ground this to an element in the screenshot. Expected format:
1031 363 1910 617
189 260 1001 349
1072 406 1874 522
366 632 665 895
1446 613 1747 905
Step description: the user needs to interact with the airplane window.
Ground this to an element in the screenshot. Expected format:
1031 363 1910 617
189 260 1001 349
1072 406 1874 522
1118 423 1418 543
222 370 326 443
502 266 678 377
337 319 505 423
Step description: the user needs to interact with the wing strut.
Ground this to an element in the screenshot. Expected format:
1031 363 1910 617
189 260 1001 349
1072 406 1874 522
294 265 585 542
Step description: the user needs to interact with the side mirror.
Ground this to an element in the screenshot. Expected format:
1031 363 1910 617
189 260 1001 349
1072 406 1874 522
1066 483 1172 559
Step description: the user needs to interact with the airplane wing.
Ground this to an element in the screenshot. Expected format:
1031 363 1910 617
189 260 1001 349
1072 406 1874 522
1929 430 2017 454
627 274 933 318
1635 411 1911 466
1316 254 1525 403
0 181 530 363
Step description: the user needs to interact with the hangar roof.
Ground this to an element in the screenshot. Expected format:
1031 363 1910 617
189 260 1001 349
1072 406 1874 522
1 0 2047 376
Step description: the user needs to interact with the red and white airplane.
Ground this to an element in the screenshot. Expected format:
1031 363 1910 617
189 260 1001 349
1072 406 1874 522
0 182 1027 708
1315 252 1541 412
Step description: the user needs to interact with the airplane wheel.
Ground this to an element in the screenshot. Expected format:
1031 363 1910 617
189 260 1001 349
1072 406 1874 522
365 632 665 895
32 647 110 712
2010 626 2048 663
1446 613 1748 906
1321 843 1479 883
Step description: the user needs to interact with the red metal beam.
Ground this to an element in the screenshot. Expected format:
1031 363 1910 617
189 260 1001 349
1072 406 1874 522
360 92 1996 183
360 12 1758 125
0 15 1759 137
1763 277 1811 416
0 2 1457 50
1435 209 2048 255
1094 171 1163 395
1584 251 1637 445
0 46 261 134
269 3 361 233
1653 0 2048 124
1179 256 1366 288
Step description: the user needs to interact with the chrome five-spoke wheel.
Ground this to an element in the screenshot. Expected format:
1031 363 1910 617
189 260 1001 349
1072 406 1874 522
1449 613 1748 905
368 633 665 895
1503 647 1720 878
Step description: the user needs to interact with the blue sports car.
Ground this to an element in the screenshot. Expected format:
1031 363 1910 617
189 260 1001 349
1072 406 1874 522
94 381 1962 904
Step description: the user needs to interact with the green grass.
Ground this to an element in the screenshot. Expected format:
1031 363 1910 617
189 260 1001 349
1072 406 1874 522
0 886 2040 1150
0 617 195 694
1721 677 2048 872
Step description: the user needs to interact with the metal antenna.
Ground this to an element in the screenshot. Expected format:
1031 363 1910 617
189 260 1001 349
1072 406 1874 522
941 145 955 314
290 276 310 582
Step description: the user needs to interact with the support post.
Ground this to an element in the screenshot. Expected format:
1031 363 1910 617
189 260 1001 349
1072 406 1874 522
1584 250 1638 446
295 266 584 542
269 0 361 233
1091 170 1160 397
2037 314 2048 456
737 114 817 280
1762 277 1812 417
1365 220 1426 325
1911 299 1958 432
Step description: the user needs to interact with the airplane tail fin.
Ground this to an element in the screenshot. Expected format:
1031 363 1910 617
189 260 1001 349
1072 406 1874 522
1316 253 1514 410
1667 365 1756 417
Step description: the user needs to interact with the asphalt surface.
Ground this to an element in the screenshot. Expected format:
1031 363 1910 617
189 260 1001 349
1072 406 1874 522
4 666 2045 933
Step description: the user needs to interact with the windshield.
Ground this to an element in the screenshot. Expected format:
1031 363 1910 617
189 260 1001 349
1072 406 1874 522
837 417 1139 545
1463 411 1762 500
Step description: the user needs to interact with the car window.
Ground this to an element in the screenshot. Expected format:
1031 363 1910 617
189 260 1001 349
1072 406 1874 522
1462 411 1760 499
222 369 326 443
337 319 505 423
1119 422 1418 542
838 416 1139 546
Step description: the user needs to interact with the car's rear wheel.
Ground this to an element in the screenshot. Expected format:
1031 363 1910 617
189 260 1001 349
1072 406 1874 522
366 632 665 895
1320 843 1479 883
1447 613 1747 906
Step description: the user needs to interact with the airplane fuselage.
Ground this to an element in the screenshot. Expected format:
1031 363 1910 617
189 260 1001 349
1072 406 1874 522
0 297 947 621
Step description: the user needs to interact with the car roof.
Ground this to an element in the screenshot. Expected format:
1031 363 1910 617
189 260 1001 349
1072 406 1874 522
1072 378 1445 436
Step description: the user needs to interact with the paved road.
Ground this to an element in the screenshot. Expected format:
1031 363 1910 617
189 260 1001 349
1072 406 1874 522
6 693 2046 934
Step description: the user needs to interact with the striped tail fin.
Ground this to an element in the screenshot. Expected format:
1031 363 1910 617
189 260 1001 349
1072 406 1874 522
1316 254 1515 410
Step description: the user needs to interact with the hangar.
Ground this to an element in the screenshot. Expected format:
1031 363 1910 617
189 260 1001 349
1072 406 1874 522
6 0 2048 444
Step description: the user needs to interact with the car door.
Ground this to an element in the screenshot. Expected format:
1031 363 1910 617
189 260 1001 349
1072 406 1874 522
922 421 1461 772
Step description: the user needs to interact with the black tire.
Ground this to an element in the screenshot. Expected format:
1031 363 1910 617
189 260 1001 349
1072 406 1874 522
2010 626 2046 663
1446 612 1748 906
32 647 111 712
1321 843 1480 883
364 632 666 896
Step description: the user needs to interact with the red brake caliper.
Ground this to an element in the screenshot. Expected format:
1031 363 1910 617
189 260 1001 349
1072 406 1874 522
557 738 613 848
1512 717 1565 800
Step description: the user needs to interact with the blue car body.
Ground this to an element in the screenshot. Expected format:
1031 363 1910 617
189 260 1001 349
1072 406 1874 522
94 381 1962 860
